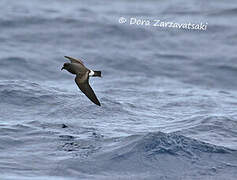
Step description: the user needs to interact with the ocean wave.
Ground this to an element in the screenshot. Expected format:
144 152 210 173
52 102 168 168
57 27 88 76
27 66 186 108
0 80 60 107
56 131 237 179
61 131 235 166
110 132 232 159
57 132 235 163
177 115 237 149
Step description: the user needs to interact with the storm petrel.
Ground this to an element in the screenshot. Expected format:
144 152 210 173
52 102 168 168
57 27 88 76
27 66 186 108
61 56 101 106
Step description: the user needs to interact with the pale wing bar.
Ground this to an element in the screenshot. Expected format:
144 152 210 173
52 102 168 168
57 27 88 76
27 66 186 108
64 56 84 66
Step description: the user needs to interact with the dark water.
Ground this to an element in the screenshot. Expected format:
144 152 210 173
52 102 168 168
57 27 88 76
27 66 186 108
1 0 237 179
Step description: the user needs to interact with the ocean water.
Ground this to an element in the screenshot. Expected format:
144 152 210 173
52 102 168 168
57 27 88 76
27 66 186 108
1 0 237 179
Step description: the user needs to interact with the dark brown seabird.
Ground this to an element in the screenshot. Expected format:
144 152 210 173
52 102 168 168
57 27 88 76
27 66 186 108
61 56 101 106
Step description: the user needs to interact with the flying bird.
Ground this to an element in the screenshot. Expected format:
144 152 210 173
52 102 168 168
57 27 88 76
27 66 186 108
61 56 101 106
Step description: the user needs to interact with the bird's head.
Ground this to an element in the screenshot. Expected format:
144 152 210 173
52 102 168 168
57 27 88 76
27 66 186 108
61 63 70 71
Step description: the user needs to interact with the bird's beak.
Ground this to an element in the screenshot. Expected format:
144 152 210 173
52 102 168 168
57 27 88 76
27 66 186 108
61 66 64 71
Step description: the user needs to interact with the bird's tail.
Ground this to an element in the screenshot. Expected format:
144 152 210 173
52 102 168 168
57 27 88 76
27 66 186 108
92 70 101 77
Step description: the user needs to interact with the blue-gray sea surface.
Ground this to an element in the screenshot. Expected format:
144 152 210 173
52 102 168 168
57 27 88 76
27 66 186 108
0 0 237 180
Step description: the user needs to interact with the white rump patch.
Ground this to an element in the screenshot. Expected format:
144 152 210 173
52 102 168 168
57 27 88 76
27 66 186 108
89 70 95 76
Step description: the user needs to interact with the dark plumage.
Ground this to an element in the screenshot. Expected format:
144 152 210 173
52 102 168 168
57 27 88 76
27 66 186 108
61 56 101 106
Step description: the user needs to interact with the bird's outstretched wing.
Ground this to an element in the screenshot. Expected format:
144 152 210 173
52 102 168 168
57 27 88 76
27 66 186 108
64 56 84 66
75 73 101 106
